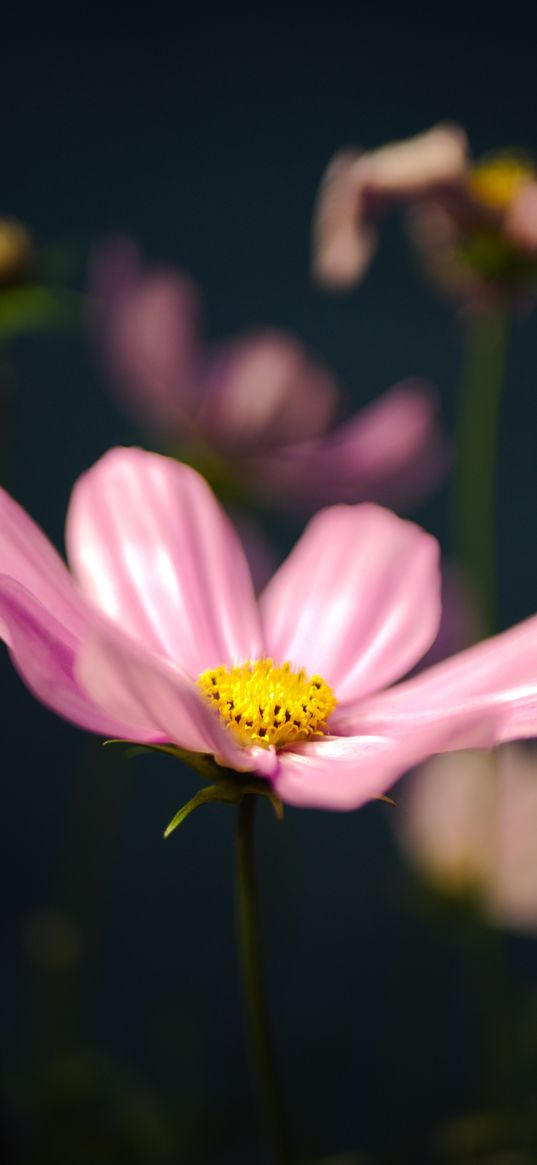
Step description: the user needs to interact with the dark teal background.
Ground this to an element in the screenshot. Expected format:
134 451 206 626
2 6 537 1162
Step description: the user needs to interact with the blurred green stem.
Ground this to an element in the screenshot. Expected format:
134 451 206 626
454 306 518 1109
235 795 293 1165
454 307 509 634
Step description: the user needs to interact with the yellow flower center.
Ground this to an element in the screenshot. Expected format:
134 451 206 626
197 658 337 749
469 152 536 210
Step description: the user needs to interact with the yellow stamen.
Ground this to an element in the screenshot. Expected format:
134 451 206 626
470 152 536 210
197 658 337 749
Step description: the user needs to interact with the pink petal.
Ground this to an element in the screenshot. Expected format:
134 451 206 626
66 448 264 677
249 380 447 510
360 123 468 196
260 503 441 701
312 149 377 288
313 124 468 288
505 183 537 253
274 698 497 812
335 612 537 749
0 486 86 645
76 618 257 770
273 735 420 811
198 331 338 450
284 614 537 811
0 577 147 739
89 239 202 432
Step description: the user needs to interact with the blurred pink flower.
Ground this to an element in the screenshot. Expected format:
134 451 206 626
89 240 446 511
396 746 537 932
312 124 537 304
3 448 537 812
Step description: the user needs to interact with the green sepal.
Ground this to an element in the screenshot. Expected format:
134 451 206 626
103 739 226 783
163 783 239 837
102 740 284 830
103 739 197 762
163 779 284 837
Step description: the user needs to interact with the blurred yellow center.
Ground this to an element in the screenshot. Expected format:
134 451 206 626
470 152 536 210
0 218 32 284
197 658 337 749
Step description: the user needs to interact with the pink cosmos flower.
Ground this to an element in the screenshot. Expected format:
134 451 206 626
396 746 537 933
312 123 537 303
3 447 537 812
89 240 446 510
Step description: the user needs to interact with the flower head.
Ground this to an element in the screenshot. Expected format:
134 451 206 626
396 746 537 933
89 241 446 511
312 124 537 305
2 448 537 811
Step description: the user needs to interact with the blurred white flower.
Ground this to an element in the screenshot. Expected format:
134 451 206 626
396 746 537 932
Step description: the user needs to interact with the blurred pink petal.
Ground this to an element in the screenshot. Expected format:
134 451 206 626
90 242 446 512
359 123 469 196
198 332 338 450
313 124 468 287
66 448 263 677
505 182 537 252
2 448 537 812
90 239 202 430
397 751 494 890
491 746 537 930
0 488 86 643
311 150 377 289
260 503 441 701
396 745 537 933
249 380 447 510
313 125 537 301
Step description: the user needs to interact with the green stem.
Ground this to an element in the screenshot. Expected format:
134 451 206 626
454 309 519 1114
454 307 509 634
235 795 293 1165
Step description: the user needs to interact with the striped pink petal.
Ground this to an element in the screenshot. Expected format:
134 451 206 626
76 617 258 769
260 503 441 702
66 448 264 678
0 487 86 644
0 577 151 739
